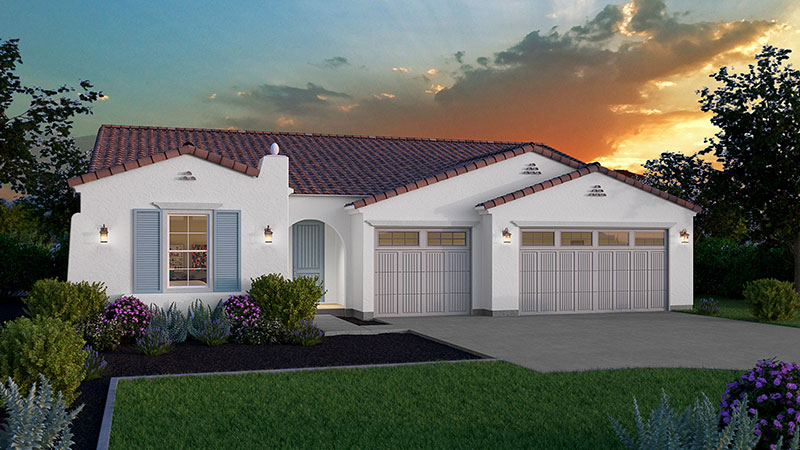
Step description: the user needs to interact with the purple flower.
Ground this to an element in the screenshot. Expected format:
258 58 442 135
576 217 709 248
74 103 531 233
758 394 769 403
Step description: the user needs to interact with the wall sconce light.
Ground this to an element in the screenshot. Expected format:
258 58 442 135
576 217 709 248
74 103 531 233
99 224 109 244
502 227 512 244
264 226 273 244
680 229 690 244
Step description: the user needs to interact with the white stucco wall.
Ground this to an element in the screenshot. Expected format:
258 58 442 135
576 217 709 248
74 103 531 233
485 171 696 312
69 154 290 311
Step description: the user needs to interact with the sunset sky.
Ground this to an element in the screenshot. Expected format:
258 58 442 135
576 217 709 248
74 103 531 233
3 0 800 173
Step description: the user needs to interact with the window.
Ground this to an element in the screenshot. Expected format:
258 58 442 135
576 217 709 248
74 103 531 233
599 231 629 246
521 231 555 246
168 215 208 287
378 231 419 246
561 231 591 246
428 231 467 246
635 231 665 246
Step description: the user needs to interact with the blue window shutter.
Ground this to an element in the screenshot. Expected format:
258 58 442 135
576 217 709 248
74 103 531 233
214 210 241 292
133 209 162 293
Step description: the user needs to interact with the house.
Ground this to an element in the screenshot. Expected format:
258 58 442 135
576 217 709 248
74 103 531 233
67 125 699 319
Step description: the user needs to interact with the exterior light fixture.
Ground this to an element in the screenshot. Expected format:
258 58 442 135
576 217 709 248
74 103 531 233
99 224 109 244
264 226 273 244
502 227 512 244
679 229 690 244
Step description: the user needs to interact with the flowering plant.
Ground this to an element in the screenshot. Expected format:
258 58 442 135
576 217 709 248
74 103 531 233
223 295 262 331
83 345 108 380
78 312 123 351
695 297 720 315
105 295 151 341
720 359 800 448
135 325 173 356
287 319 324 346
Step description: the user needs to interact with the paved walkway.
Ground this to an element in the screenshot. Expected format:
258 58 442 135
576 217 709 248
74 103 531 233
371 312 800 372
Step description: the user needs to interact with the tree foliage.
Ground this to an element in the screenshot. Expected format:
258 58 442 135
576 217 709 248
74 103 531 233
698 46 800 292
0 37 102 233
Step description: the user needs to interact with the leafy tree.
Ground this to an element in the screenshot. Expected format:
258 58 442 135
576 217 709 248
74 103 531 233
698 46 800 293
0 37 102 234
641 151 746 241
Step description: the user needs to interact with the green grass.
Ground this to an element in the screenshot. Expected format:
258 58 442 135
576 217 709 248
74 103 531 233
109 361 741 449
681 295 800 328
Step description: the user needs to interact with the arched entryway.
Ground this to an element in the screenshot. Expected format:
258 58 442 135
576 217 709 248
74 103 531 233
290 220 346 305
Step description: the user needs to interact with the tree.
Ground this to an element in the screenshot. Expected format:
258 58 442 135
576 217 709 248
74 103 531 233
0 37 102 234
641 151 746 241
698 46 800 293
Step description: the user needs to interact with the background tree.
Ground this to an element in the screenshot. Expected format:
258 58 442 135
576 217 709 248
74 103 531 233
0 37 102 234
698 46 800 293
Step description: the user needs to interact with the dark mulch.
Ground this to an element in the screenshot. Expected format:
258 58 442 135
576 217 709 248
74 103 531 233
338 316 389 326
71 333 481 450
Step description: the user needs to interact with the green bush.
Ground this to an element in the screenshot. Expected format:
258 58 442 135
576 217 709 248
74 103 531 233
0 316 87 405
24 278 108 323
0 232 57 296
743 279 800 322
695 237 792 297
77 312 124 351
248 274 325 331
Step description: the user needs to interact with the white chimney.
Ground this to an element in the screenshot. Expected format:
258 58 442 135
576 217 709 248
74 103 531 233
269 143 280 155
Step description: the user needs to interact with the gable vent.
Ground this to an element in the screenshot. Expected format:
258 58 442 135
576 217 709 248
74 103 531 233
521 162 541 175
587 185 606 197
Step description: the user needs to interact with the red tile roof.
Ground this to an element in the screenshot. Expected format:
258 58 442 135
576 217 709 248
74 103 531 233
70 125 582 195
476 162 702 212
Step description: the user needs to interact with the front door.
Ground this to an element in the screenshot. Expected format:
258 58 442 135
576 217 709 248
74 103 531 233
292 220 325 301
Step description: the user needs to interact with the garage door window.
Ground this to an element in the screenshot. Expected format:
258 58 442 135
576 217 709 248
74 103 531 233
521 231 554 246
561 231 591 246
428 231 467 246
599 231 629 246
635 231 665 246
378 231 419 246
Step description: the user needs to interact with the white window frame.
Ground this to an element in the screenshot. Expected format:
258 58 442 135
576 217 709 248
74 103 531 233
375 229 470 249
163 210 214 292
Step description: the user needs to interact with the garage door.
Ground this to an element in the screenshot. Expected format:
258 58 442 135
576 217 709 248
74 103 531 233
520 230 666 314
375 230 471 317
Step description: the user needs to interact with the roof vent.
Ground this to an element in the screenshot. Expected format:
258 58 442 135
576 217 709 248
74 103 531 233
521 163 541 175
269 143 280 155
587 185 606 197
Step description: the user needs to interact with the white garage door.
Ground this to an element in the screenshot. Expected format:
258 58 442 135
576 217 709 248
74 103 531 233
520 230 667 314
375 230 471 317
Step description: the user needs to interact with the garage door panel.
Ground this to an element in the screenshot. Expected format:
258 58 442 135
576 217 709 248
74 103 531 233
631 251 649 309
615 252 631 310
597 251 614 310
575 252 593 311
650 251 666 309
375 252 398 315
539 252 558 312
520 251 538 313
559 252 575 311
447 293 470 313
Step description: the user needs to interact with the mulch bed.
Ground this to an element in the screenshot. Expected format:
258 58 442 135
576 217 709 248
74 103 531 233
338 316 389 326
71 333 481 450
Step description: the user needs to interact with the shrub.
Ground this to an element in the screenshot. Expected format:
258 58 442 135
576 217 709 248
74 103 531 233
721 359 800 448
24 278 108 324
287 319 324 346
695 237 793 298
0 374 84 449
223 295 271 343
149 302 188 343
695 297 720 315
611 389 762 449
105 295 151 341
249 273 325 331
0 232 57 297
83 346 108 381
135 325 173 356
77 312 124 351
0 316 86 405
187 299 231 346
743 279 800 322
231 317 282 345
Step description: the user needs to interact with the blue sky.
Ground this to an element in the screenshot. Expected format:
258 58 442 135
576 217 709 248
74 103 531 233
3 0 799 170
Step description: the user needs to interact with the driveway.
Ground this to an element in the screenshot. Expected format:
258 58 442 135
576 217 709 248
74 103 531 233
380 312 800 372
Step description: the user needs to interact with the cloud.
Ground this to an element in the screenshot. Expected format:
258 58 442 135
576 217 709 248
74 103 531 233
338 104 359 112
276 116 296 127
208 93 217 100
426 69 439 75
392 67 411 73
217 0 781 165
374 92 396 100
312 56 349 69
98 95 109 101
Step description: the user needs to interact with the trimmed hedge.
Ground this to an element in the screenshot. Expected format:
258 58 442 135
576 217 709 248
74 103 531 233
743 278 799 322
248 273 325 331
694 237 792 298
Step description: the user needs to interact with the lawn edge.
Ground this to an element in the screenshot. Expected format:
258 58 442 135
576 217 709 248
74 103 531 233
96 358 496 450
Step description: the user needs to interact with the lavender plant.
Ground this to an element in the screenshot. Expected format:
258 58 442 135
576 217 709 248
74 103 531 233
134 325 173 356
83 346 108 381
287 319 324 346
148 302 188 343
105 295 151 341
191 318 230 346
695 297 720 315
720 359 800 448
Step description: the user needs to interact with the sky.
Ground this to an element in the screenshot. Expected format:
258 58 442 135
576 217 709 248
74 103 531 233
3 0 800 178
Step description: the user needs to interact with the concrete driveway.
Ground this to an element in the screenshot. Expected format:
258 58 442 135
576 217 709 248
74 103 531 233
380 312 800 372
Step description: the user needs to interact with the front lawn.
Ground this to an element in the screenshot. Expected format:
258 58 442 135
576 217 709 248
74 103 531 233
110 361 740 449
681 295 800 328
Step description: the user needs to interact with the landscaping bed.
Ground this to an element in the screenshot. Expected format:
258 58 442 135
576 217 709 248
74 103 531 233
71 332 482 449
681 295 800 328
